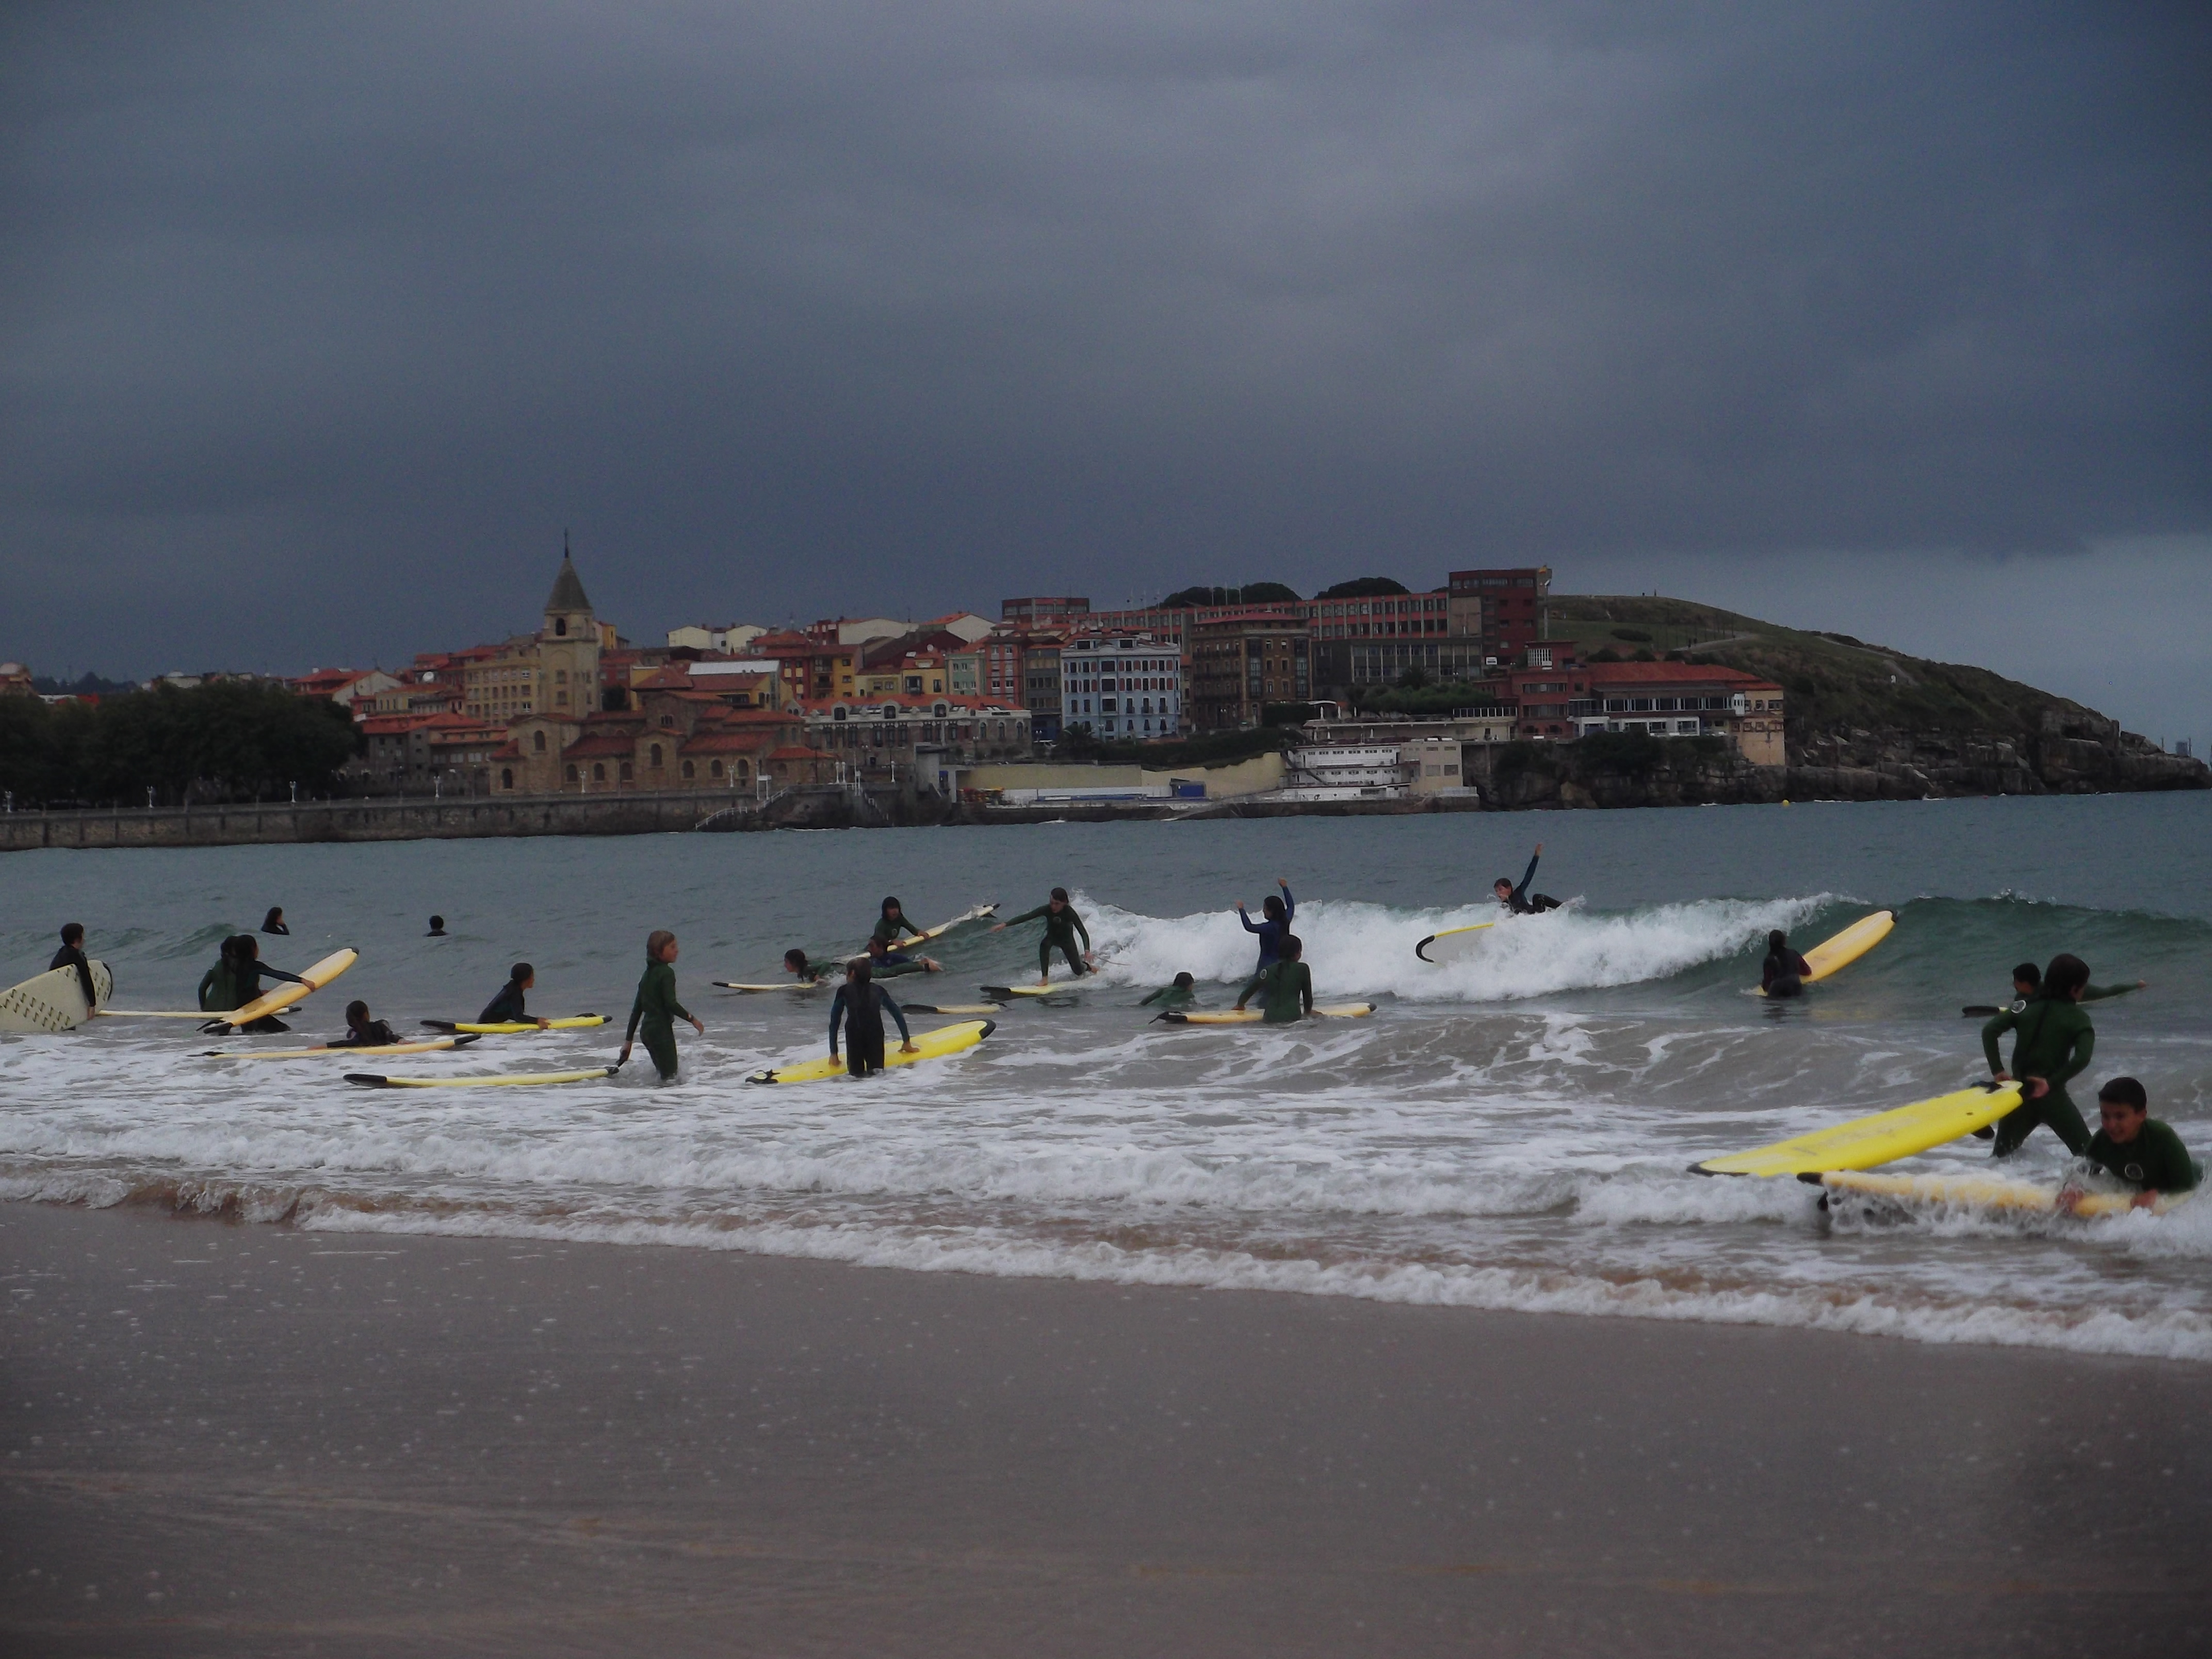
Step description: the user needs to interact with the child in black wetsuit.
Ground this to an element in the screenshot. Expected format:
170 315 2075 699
1761 931 1813 998
828 961 915 1078
1492 843 1562 914
332 1000 401 1047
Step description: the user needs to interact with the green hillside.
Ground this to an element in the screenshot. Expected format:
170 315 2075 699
1544 595 2108 741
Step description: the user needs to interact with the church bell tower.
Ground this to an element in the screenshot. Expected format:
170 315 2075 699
539 535 601 714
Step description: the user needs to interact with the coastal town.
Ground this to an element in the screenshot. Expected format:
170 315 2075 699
5 552 1802 812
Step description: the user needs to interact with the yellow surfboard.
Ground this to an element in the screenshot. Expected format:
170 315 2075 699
421 1014 607 1034
213 948 356 1030
1694 1080 2022 1176
1416 922 1494 964
346 1065 620 1089
747 1018 995 1085
981 984 1072 999
1753 910 1894 995
1160 1002 1378 1025
201 1035 480 1061
1821 1169 2194 1218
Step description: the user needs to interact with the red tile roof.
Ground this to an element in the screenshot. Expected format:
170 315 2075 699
1585 661 1782 691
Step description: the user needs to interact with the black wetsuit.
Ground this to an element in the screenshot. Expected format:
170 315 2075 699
1007 902 1091 977
48 945 96 1010
1762 948 1813 998
1503 853 1561 915
829 982 912 1078
332 1020 401 1048
216 957 308 1032
477 981 531 1024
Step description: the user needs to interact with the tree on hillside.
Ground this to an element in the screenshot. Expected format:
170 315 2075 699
1159 582 1302 607
1314 577 1409 599
0 683 361 807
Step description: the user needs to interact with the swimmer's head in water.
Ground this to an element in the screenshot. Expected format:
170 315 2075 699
784 949 809 971
1173 972 1195 989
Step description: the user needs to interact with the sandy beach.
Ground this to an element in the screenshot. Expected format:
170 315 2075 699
3 1199 2206 1657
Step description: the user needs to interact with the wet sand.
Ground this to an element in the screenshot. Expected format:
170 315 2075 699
3 1200 2206 1657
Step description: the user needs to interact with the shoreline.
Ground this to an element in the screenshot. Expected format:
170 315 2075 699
5 1198 2208 1656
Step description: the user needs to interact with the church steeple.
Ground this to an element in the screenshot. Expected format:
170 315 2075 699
546 530 592 617
538 532 601 714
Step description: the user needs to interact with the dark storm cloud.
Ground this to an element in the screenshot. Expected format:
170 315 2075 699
2 1 2207 679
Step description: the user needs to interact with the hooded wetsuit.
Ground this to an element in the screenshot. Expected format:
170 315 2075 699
1762 948 1813 997
1006 902 1091 977
1239 886 1296 972
1981 997 2096 1156
829 982 912 1078
332 1019 401 1049
626 957 693 1081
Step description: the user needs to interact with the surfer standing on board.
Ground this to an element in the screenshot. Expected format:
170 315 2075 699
1493 843 1562 914
991 888 1095 984
1981 953 2097 1156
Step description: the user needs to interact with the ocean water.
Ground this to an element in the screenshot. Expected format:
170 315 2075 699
4 793 2208 1360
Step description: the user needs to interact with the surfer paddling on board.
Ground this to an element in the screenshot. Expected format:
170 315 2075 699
1980 953 2098 1157
1234 934 1313 1024
1493 843 1562 915
330 1000 401 1048
829 959 917 1078
48 924 98 1014
477 963 550 1029
784 949 824 985
1761 931 1813 999
1236 879 1296 974
2060 1077 2200 1213
620 930 704 1083
991 888 1095 984
1141 972 1199 1009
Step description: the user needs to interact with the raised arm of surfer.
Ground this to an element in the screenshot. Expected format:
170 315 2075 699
1237 879 1295 972
1980 953 2097 1156
1493 844 1560 915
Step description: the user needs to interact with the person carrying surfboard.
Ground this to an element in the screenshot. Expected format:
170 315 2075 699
1237 879 1296 974
330 1000 402 1048
2060 1077 2199 1213
1233 934 1313 1023
990 888 1095 983
1761 931 1813 999
829 959 917 1078
477 963 550 1029
200 936 310 1032
1981 953 2098 1157
48 924 99 1014
620 930 704 1082
1493 843 1561 915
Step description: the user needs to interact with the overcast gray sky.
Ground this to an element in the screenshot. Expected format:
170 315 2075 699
4 2 2207 742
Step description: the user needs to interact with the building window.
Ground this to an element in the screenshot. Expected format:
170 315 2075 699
591 763 605 782
500 768 514 789
555 619 568 637
681 759 695 779
659 714 674 728
619 761 634 782
532 730 546 752
649 744 663 767
737 760 749 778
710 759 724 778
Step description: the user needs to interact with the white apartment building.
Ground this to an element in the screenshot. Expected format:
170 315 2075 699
1059 633 1183 740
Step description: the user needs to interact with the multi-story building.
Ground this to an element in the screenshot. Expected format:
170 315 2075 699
1446 566 1551 660
666 622 766 654
1057 633 1183 740
1569 661 1787 764
286 668 401 709
948 632 1029 706
750 629 859 708
1021 635 1067 742
1001 596 1090 628
1187 612 1309 731
1299 589 1453 641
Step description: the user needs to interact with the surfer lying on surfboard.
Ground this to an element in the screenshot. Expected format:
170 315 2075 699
477 963 552 1029
1494 843 1561 915
2061 1077 2200 1213
784 949 824 985
329 1000 402 1048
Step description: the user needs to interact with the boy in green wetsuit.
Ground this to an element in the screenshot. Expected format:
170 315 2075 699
1234 935 1313 1023
1981 953 2097 1156
1141 972 1198 1009
2003 960 2145 1013
620 930 704 1082
871 897 923 950
991 888 1094 983
2063 1077 2199 1212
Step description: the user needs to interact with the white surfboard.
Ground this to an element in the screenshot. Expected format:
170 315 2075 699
1414 921 1494 964
0 959 115 1033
